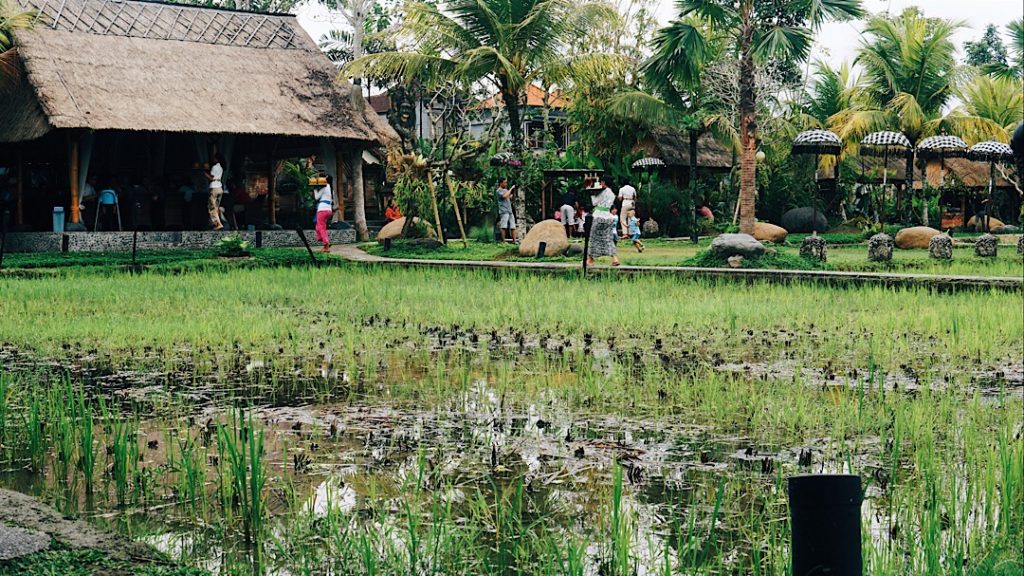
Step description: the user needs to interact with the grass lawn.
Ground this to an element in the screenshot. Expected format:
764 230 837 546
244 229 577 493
362 236 1024 277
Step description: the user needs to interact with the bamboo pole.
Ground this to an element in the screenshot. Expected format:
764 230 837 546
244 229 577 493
69 135 80 224
337 155 347 222
15 150 23 226
268 160 279 227
444 172 468 248
426 170 445 244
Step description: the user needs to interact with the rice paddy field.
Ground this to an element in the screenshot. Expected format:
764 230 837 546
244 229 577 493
0 263 1021 575
363 237 1024 278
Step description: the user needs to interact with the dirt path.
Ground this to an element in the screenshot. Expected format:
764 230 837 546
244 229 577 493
0 488 158 562
331 245 1023 291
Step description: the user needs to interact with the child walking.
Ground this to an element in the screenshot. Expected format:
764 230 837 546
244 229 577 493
627 209 644 252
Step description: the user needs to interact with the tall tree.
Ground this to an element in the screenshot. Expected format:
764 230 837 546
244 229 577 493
661 0 863 235
342 0 616 153
0 0 34 84
965 24 1008 68
982 19 1023 81
955 75 1024 141
831 8 976 146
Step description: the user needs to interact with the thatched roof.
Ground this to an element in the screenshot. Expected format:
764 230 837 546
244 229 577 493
914 157 1019 190
1 0 396 144
634 127 733 171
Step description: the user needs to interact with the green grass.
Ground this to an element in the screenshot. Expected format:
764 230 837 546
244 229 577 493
0 248 334 274
0 265 1020 575
364 237 1024 277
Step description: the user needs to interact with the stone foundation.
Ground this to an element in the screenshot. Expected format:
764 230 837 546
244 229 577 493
3 229 355 253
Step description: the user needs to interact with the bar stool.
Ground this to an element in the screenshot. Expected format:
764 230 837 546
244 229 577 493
94 189 122 231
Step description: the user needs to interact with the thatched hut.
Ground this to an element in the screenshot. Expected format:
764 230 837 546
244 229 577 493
0 0 395 232
633 127 734 185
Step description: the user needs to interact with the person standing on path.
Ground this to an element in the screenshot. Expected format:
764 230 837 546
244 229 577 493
206 154 226 231
558 188 576 238
496 178 517 243
314 176 336 252
618 180 637 237
587 176 620 266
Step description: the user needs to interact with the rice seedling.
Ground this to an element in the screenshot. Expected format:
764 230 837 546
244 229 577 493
0 264 1017 575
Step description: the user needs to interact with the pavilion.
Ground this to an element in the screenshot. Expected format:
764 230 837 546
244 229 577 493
0 0 395 239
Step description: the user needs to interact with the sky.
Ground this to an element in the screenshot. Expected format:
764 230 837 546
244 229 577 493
296 0 1024 68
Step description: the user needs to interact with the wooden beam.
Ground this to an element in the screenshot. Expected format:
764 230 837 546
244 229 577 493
69 134 80 224
336 155 346 222
15 150 23 225
268 160 279 226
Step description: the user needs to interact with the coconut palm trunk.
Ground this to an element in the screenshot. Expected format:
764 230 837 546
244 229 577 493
351 150 368 241
737 3 758 236
502 85 528 237
689 129 700 242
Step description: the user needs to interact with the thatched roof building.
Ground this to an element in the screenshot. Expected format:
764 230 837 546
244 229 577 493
0 0 396 232
634 127 734 173
2 0 393 143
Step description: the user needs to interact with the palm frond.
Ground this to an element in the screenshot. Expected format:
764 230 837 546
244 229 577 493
342 51 458 87
753 26 812 62
605 90 686 127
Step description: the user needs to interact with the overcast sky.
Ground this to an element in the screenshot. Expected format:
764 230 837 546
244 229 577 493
297 0 1024 69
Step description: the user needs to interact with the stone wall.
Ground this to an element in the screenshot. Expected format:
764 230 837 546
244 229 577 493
3 229 355 253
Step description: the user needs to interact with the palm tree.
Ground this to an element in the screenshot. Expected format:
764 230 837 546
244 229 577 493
831 8 969 147
983 19 1023 81
0 0 34 84
342 0 614 153
664 0 864 235
604 17 734 239
955 75 1024 142
802 61 861 128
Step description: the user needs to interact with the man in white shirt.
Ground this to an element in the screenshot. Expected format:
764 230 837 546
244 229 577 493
617 181 637 237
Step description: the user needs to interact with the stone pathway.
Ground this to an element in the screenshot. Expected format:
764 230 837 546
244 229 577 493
330 245 1023 291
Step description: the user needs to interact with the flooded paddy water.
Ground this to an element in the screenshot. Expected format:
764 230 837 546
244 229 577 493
0 266 1021 574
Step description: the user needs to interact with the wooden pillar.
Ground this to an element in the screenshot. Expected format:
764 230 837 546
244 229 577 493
336 155 346 221
268 160 278 226
15 150 24 225
69 135 81 224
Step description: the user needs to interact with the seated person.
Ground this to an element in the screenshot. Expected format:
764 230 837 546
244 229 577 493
384 197 402 223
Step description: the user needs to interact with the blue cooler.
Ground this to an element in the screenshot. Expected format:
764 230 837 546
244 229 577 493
52 207 65 233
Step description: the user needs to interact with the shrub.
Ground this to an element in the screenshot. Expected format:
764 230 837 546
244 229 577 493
216 234 251 258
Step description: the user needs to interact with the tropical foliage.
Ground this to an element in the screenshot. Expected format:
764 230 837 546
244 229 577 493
0 0 34 82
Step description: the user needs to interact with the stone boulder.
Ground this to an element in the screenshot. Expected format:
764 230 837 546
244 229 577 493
895 226 940 249
377 217 434 243
991 225 1020 234
642 218 660 237
974 234 998 257
753 222 788 243
565 244 584 256
929 234 953 259
710 233 765 259
799 235 828 262
519 219 570 257
780 207 828 233
867 233 894 262
966 215 1006 231
406 238 444 250
1018 235 1024 255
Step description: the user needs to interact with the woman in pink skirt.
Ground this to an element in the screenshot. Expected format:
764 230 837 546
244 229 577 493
314 176 336 252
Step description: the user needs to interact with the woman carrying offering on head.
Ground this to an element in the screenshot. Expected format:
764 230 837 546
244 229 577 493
314 175 336 253
586 175 621 267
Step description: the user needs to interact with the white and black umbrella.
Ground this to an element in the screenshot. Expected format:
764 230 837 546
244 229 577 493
631 157 665 170
792 129 842 182
860 131 912 186
967 141 1013 195
792 130 842 232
